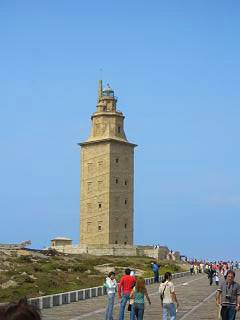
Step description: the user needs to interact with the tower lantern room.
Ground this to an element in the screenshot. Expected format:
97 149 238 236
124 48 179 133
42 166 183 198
96 81 117 113
102 84 114 97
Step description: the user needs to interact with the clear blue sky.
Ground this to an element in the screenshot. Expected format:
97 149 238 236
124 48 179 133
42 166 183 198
1 1 239 261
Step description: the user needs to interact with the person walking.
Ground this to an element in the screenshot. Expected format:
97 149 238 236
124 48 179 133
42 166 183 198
194 264 198 275
205 263 209 273
208 266 215 286
216 270 240 320
190 263 194 275
105 271 118 320
159 272 179 320
130 277 151 320
215 272 220 286
224 265 229 280
153 262 159 283
118 268 136 320
129 271 136 319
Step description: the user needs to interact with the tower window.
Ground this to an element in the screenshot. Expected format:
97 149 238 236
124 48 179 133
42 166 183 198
103 106 107 111
87 222 92 232
115 158 119 164
98 202 102 210
125 180 128 186
124 223 127 229
115 240 118 244
87 203 92 212
98 221 102 231
98 180 103 191
124 241 127 245
116 178 119 184
87 182 92 192
125 199 128 205
98 161 103 171
118 126 121 133
88 163 92 174
96 124 100 134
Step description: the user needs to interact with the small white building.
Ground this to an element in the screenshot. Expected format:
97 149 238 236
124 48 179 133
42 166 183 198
51 237 72 247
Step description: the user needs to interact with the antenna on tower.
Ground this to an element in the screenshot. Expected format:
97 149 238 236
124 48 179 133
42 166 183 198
97 69 103 103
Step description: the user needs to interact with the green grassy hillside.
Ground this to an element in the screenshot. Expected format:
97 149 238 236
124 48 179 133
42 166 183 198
0 250 187 303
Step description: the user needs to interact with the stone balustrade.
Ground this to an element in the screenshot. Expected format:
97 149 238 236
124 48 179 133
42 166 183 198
28 271 190 310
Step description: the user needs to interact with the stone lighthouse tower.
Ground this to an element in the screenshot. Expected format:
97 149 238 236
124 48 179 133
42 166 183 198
79 81 137 245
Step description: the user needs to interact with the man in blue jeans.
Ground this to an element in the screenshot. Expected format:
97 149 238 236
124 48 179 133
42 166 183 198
216 270 240 320
118 268 136 320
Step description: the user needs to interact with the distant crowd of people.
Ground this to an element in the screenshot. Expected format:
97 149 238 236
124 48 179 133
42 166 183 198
188 260 240 319
189 261 240 285
190 260 239 275
0 260 239 320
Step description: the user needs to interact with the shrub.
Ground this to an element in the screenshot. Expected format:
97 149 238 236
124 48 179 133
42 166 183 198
17 256 32 263
72 264 88 272
33 266 43 272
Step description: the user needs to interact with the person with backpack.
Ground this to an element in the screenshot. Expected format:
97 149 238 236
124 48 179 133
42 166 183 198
153 262 159 283
104 271 118 320
159 272 179 320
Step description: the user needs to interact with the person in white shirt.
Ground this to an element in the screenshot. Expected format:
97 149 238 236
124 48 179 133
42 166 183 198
159 272 179 320
105 271 118 320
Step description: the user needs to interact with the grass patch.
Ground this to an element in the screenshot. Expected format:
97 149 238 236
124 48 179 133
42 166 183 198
0 254 186 303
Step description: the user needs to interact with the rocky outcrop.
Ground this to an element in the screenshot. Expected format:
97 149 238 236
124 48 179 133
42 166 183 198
1 280 18 289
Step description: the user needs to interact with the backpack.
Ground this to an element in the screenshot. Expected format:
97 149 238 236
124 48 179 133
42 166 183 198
160 282 168 305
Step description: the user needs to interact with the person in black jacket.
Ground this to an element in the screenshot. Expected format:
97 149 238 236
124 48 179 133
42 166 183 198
208 266 216 286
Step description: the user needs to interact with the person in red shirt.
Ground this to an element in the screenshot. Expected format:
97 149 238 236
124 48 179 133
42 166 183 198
118 268 136 320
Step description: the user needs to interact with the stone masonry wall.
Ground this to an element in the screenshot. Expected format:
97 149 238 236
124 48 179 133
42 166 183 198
51 244 174 260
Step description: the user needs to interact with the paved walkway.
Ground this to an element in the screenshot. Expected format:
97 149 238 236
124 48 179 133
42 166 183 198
42 271 240 320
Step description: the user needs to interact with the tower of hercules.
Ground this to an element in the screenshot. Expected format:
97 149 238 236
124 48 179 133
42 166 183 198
79 81 137 245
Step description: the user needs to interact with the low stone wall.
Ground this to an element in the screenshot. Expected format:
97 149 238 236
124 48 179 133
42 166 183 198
52 244 138 256
138 246 169 260
28 271 190 310
51 244 174 260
